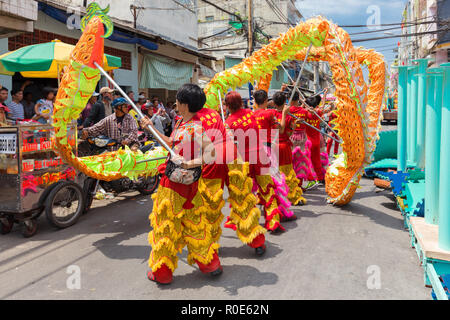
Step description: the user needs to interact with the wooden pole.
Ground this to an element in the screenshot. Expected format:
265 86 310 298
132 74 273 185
247 0 253 56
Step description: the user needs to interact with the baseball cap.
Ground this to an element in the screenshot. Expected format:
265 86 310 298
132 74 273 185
100 87 114 95
138 95 146 100
92 92 100 97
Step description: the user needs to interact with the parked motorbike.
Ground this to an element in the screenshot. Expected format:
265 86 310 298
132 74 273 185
78 135 160 213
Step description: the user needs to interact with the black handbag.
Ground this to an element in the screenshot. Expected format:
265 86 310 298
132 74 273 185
164 119 202 185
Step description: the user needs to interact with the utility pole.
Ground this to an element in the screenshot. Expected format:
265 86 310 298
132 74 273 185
247 0 253 56
313 61 320 93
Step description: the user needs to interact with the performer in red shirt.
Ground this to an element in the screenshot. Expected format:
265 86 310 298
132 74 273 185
289 91 317 186
303 95 326 183
195 106 267 254
271 91 306 211
225 91 284 232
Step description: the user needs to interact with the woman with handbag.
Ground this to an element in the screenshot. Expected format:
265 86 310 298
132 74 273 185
140 84 220 285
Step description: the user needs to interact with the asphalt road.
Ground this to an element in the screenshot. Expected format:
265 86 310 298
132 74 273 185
0 171 430 299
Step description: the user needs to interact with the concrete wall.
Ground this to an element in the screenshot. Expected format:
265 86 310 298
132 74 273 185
0 38 12 103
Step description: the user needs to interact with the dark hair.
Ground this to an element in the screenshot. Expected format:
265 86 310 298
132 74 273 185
225 91 243 112
272 91 287 107
42 87 54 99
176 84 206 113
11 89 23 96
253 90 268 105
289 90 299 102
305 95 322 108
0 87 8 93
127 91 134 95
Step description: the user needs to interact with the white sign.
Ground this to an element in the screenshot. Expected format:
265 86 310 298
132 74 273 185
0 133 17 154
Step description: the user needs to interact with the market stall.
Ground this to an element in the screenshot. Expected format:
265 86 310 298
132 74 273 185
0 121 89 237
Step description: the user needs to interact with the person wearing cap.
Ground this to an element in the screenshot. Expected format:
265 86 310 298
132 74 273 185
81 97 139 151
100 87 114 117
80 92 105 129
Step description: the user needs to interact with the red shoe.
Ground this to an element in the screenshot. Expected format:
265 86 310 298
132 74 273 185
224 216 237 231
147 264 173 284
196 252 223 276
247 234 265 248
247 234 266 256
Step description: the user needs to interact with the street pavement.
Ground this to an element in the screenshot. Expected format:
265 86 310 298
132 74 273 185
0 168 430 299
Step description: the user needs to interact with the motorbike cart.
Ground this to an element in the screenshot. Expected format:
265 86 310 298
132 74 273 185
77 135 160 213
0 122 89 238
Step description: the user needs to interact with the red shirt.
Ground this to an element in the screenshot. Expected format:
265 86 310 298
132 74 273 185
304 109 323 142
289 105 308 131
252 108 278 144
274 110 294 145
226 108 258 161
195 108 233 164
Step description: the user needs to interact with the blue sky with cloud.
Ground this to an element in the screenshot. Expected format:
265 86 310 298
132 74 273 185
295 0 408 66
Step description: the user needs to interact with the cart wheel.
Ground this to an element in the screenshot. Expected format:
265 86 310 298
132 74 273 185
21 219 37 238
45 181 85 229
83 178 98 214
0 216 14 235
137 175 160 196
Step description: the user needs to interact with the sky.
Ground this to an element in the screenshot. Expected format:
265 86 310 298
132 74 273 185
295 0 408 67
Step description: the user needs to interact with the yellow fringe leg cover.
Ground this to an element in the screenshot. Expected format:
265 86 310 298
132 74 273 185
279 164 307 205
182 191 221 266
197 177 226 244
226 162 267 244
148 185 186 273
255 174 283 231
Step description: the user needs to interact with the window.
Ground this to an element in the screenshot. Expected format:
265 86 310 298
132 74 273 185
205 15 214 21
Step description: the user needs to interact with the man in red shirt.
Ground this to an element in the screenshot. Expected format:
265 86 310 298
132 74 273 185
271 91 306 210
303 95 326 183
289 91 317 186
195 106 267 254
226 90 285 233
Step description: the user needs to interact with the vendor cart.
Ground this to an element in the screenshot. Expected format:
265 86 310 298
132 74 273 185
0 122 88 238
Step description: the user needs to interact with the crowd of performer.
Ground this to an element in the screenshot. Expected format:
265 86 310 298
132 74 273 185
139 83 338 285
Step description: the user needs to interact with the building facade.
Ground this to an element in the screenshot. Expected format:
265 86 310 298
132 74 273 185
398 0 449 66
0 0 214 104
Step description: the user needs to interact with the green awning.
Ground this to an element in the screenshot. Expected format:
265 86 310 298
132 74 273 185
139 53 193 90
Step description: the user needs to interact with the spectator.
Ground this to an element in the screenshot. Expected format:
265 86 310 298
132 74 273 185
22 91 35 119
151 95 164 110
34 88 54 124
137 94 146 109
127 91 135 103
0 86 8 106
145 106 170 136
78 95 94 128
113 90 121 101
100 87 114 117
81 97 139 151
7 89 24 120
81 92 104 129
